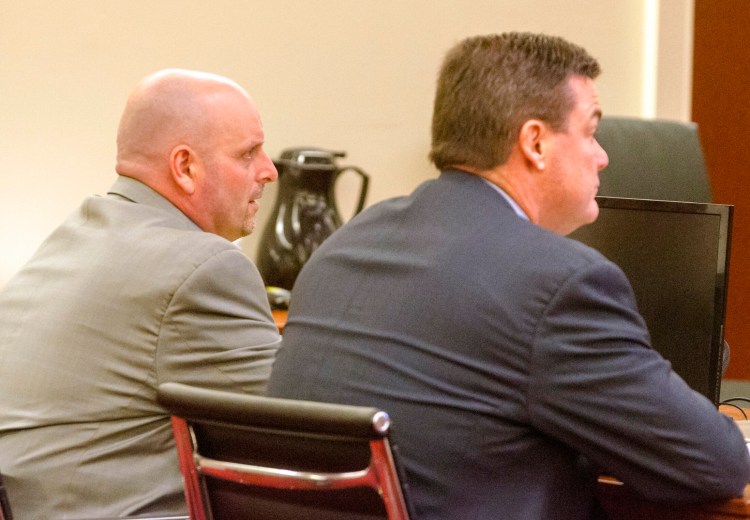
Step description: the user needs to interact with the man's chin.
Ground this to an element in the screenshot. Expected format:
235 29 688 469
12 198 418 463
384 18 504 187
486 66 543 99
562 209 599 236
587 204 599 221
242 218 257 237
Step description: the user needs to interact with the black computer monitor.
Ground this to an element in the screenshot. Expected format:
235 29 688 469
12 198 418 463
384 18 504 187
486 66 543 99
568 196 733 404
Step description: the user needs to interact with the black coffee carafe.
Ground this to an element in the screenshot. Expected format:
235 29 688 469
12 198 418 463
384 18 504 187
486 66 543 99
256 147 370 290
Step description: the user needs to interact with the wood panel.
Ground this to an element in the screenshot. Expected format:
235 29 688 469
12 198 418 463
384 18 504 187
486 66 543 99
693 0 750 380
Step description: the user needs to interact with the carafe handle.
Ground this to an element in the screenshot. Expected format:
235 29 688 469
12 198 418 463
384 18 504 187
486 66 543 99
336 166 370 216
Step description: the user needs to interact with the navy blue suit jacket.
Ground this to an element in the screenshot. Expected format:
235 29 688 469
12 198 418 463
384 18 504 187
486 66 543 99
268 170 749 520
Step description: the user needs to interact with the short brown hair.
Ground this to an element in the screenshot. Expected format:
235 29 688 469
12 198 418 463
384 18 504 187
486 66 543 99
429 32 601 170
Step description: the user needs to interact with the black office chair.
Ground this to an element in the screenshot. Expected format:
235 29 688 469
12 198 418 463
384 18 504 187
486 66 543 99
595 116 713 202
157 383 413 520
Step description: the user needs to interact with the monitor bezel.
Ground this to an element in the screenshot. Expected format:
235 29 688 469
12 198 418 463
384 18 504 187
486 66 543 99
580 196 733 404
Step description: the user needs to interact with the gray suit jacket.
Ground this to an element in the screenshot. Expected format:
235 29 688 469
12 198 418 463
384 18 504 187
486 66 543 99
0 176 281 519
268 170 750 520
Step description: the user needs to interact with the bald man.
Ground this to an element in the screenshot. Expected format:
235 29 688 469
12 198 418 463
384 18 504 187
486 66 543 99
0 70 281 518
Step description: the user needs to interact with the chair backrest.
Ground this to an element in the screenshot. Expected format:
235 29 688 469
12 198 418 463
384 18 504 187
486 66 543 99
595 116 713 202
157 383 413 520
0 472 12 520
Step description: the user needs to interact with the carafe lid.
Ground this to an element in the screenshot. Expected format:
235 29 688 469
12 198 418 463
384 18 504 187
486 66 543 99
276 147 345 170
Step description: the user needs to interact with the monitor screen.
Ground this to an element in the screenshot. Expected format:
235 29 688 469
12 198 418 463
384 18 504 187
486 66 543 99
568 196 733 404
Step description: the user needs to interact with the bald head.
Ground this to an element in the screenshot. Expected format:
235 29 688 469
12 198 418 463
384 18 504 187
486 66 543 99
115 69 252 181
113 69 278 241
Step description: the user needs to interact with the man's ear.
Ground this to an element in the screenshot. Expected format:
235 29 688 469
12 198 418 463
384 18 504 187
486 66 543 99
170 145 197 195
519 119 547 171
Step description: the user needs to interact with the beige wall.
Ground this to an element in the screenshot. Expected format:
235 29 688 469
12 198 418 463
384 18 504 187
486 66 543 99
0 0 693 285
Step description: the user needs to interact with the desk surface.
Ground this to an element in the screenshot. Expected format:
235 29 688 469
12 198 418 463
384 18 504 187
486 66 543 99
271 310 750 518
597 404 750 519
272 309 287 333
598 479 750 519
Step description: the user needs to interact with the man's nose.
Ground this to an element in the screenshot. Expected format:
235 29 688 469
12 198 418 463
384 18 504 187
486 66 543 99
597 140 609 171
259 151 278 183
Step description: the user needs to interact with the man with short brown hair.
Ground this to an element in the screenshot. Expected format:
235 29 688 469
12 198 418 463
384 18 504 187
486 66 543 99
268 33 750 520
